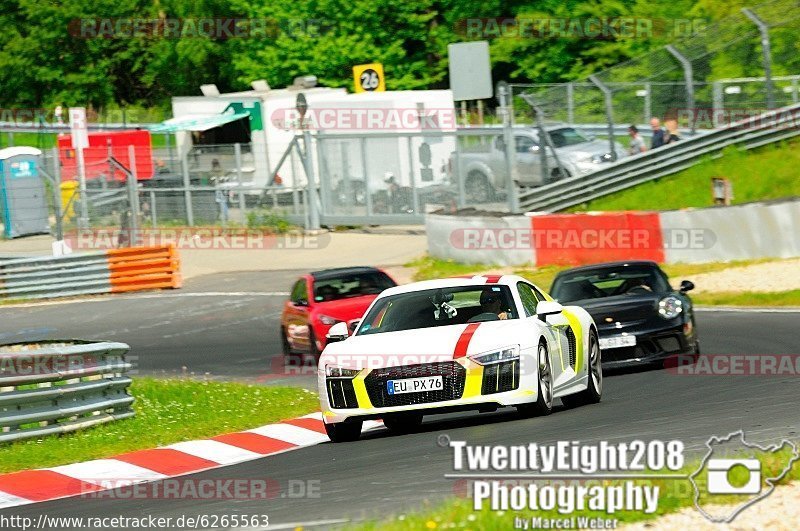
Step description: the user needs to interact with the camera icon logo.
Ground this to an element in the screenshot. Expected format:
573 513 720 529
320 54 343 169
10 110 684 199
706 458 761 494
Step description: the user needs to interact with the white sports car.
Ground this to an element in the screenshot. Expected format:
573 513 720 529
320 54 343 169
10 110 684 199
318 274 602 442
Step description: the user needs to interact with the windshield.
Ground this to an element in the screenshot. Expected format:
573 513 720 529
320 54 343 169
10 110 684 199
547 127 591 148
313 272 396 302
356 285 518 335
551 266 670 303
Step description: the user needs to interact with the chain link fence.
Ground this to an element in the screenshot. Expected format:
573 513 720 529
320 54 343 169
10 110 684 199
512 0 800 133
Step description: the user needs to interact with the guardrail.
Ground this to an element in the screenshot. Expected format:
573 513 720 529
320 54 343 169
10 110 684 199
0 341 134 443
518 103 800 212
0 245 181 301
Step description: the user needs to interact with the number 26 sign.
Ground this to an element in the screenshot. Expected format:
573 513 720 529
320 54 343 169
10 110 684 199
353 63 386 93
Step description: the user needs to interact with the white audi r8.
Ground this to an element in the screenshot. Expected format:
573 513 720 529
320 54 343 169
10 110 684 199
317 274 602 442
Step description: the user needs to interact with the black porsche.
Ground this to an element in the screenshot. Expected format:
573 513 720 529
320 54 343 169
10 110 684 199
550 261 698 369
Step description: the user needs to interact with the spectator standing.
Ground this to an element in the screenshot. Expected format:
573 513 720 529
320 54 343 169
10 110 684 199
665 119 681 144
650 118 665 149
628 125 646 155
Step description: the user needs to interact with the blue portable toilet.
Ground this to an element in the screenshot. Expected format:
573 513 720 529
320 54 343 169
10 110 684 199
0 147 50 239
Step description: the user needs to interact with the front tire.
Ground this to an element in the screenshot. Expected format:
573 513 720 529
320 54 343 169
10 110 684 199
324 420 363 443
562 329 602 408
518 341 553 417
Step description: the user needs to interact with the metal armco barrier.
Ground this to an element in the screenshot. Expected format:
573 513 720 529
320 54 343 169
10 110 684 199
0 341 134 443
518 102 800 212
0 245 181 300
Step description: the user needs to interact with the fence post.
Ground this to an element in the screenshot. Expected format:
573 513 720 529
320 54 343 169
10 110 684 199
665 45 696 134
589 75 617 161
180 152 194 226
792 78 799 104
234 143 246 224
742 8 774 109
360 137 373 218
497 82 519 213
454 131 465 208
126 145 140 246
301 130 321 230
566 83 575 124
712 82 723 128
50 148 64 242
149 190 157 227
643 82 652 123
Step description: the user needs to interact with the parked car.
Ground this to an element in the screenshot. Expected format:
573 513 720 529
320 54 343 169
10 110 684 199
318 274 601 442
549 261 698 369
280 267 397 358
448 126 627 202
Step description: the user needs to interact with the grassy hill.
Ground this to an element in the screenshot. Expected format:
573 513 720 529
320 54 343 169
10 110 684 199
571 139 800 212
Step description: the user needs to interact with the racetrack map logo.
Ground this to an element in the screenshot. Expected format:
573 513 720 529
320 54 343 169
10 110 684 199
689 431 799 523
440 432 799 527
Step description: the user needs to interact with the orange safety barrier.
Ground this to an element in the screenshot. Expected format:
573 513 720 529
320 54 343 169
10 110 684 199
106 245 182 293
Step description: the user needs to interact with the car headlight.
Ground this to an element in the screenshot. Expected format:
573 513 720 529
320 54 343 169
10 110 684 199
325 365 360 378
470 345 520 365
658 296 683 319
319 315 340 326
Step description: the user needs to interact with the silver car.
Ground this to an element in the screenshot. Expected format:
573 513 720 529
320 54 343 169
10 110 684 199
451 126 627 202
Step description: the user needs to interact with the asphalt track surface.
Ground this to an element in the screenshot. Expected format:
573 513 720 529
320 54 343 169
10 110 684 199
1 270 799 529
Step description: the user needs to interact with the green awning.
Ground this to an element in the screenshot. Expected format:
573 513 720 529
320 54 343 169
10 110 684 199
149 112 250 133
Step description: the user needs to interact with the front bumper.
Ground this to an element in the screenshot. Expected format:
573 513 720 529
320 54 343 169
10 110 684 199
319 355 538 425
600 322 697 369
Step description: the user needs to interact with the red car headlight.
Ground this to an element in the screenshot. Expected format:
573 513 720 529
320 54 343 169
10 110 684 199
318 314 340 326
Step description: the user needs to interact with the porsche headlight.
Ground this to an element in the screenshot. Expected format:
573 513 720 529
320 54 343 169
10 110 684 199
325 365 360 378
470 345 520 365
319 314 339 326
658 296 683 319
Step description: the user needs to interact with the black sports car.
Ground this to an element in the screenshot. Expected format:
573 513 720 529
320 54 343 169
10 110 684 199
550 261 698 369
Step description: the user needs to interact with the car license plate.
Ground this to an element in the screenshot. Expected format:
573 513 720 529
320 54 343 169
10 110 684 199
600 335 637 350
387 376 443 395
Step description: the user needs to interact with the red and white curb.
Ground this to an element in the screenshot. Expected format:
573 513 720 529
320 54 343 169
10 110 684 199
0 413 382 508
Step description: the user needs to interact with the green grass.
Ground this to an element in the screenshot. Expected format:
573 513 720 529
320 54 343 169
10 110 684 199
692 290 800 307
352 446 800 530
572 140 800 212
0 377 319 473
405 256 799 306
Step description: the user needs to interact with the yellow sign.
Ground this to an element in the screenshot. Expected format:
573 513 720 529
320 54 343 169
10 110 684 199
353 63 385 93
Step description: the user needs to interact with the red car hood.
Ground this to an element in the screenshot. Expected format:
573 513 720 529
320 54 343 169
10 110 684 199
314 295 378 322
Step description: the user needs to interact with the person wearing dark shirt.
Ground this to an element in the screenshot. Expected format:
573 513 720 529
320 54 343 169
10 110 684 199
650 118 665 149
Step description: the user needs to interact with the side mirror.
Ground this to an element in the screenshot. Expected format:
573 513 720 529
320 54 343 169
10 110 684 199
326 322 349 343
536 300 563 321
294 299 309 307
679 280 695 293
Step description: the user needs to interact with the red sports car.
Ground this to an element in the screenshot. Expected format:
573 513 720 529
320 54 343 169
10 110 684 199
280 267 397 357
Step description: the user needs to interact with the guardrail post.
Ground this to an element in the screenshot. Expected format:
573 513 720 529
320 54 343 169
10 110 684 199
180 152 194 226
234 143 246 224
666 45 696 135
742 8 775 109
588 75 617 161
